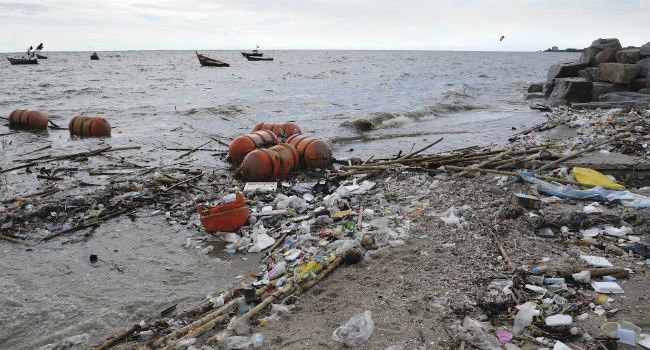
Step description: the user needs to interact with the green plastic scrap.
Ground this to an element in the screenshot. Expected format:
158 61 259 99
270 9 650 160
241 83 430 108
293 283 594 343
346 222 356 229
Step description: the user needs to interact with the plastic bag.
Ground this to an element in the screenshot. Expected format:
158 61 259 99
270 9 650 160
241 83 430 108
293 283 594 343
332 310 374 346
457 317 500 350
217 336 251 349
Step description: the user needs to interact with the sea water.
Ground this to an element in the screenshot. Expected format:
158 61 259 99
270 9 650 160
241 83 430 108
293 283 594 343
0 50 579 349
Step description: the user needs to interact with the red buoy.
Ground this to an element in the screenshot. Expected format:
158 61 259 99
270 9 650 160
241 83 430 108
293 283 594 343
8 109 48 129
238 143 299 181
68 116 111 136
287 135 333 168
227 130 279 163
252 122 302 141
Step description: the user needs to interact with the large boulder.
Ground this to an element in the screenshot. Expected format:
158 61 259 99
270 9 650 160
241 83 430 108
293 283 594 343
527 83 543 93
580 46 604 66
641 42 650 57
592 82 630 101
638 58 650 77
616 49 641 64
632 78 646 92
546 61 590 84
595 48 618 64
578 67 598 81
597 63 641 84
548 77 592 103
591 38 622 49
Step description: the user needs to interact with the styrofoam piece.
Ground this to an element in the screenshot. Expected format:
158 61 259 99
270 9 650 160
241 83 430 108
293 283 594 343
546 314 573 327
553 341 572 350
581 227 600 237
591 281 625 294
580 255 614 267
243 182 278 193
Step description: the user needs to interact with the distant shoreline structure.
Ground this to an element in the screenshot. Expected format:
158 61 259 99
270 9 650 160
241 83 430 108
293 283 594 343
542 46 582 53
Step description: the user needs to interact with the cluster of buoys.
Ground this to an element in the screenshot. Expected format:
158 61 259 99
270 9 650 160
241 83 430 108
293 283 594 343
229 121 333 181
8 109 48 129
8 109 112 137
68 116 112 137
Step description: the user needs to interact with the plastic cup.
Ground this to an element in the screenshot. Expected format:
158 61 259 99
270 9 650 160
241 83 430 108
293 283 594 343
601 322 620 338
498 331 513 343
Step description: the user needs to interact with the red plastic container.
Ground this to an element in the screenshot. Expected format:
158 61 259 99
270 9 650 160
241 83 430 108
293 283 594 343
68 116 111 136
9 109 48 129
252 122 302 141
227 130 279 163
287 135 333 168
238 143 299 181
198 192 249 232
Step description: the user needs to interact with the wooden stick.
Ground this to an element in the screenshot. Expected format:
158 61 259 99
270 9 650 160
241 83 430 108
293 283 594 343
262 231 289 258
557 267 626 278
43 208 131 241
92 324 140 350
396 137 443 160
361 155 374 165
25 145 52 155
162 173 204 192
0 235 35 247
538 135 619 172
175 139 213 160
449 149 513 180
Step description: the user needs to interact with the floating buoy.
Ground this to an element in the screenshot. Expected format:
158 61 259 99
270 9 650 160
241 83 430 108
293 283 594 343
68 116 111 136
287 135 333 168
227 130 279 163
238 143 299 181
8 109 48 129
198 191 249 232
252 122 302 141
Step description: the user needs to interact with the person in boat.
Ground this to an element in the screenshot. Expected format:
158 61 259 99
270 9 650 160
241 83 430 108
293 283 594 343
23 46 33 59
91 52 98 59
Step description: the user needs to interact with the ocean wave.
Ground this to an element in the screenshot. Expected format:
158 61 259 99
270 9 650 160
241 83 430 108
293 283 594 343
181 105 247 117
342 100 483 133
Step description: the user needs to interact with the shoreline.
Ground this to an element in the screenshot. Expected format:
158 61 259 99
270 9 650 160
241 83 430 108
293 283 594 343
86 106 650 350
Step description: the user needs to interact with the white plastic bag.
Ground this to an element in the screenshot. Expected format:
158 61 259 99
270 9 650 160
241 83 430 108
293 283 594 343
217 336 251 349
332 310 374 346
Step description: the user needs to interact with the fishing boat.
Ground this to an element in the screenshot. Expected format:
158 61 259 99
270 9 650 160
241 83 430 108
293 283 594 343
241 45 264 57
35 53 47 59
6 56 37 65
90 52 99 60
246 56 273 61
195 51 229 67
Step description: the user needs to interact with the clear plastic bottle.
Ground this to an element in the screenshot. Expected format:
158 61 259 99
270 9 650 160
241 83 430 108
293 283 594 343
530 265 549 274
251 333 263 348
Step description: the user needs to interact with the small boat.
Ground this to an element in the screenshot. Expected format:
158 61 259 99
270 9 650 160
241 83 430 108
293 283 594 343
246 56 273 61
6 56 37 65
90 52 99 60
195 51 229 67
241 51 263 57
35 53 47 59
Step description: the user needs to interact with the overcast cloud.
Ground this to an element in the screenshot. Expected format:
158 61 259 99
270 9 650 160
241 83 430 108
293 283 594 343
1 0 649 52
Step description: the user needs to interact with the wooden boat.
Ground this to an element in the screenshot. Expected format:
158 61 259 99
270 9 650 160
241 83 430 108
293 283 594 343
90 53 99 60
6 56 37 65
35 53 47 59
246 56 273 61
195 51 229 67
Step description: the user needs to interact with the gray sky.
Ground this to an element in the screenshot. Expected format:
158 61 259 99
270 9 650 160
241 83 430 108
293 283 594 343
2 0 649 52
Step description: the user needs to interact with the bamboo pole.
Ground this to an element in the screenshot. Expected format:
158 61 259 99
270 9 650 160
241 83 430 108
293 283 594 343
290 251 348 299
449 150 513 180
92 324 140 350
43 208 131 241
0 235 35 247
24 145 52 155
146 299 239 350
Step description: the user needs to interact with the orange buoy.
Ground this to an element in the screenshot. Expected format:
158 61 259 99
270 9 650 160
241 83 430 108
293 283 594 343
227 130 279 163
238 143 299 181
287 135 333 168
68 116 111 136
198 191 249 232
8 109 48 129
252 122 302 141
